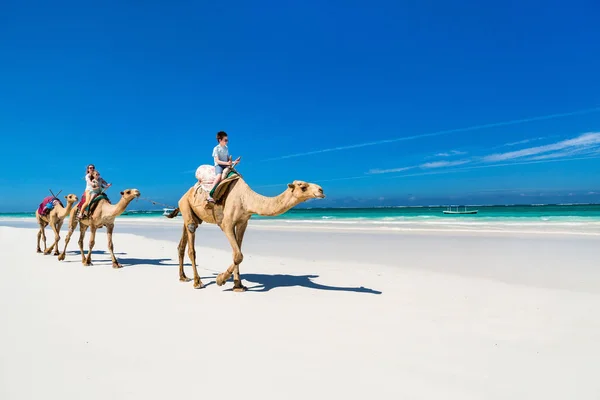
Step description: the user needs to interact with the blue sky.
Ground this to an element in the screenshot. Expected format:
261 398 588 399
1 0 600 211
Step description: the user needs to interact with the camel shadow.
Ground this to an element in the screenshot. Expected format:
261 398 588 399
67 250 126 255
224 273 382 295
118 257 179 267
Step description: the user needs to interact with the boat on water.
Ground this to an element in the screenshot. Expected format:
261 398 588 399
443 206 478 215
163 208 175 216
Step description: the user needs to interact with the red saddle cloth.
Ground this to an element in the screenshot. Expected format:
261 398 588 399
37 196 63 216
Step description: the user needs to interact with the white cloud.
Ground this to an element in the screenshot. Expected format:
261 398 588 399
483 132 600 163
420 160 470 169
259 107 600 162
365 132 600 176
435 150 467 157
368 166 414 174
503 137 546 147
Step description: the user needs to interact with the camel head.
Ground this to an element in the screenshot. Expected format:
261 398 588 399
64 194 79 204
287 181 325 202
119 189 141 202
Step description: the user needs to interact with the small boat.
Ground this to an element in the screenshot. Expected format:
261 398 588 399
163 208 175 216
443 206 478 215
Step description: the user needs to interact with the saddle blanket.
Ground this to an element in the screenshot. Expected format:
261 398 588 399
77 192 111 211
37 196 63 216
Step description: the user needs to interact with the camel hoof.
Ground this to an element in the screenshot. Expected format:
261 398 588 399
43 250 52 255
112 263 122 269
57 254 65 261
83 262 92 267
36 249 42 254
179 277 191 282
53 252 59 256
193 281 204 289
233 285 248 292
216 274 227 286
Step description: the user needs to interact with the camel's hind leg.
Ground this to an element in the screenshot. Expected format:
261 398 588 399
37 222 48 253
185 224 203 289
36 220 47 253
83 227 97 266
177 225 190 282
58 218 76 261
178 199 202 288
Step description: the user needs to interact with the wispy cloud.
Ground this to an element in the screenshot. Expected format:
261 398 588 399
253 132 600 189
420 160 470 169
367 132 600 175
482 132 600 162
503 137 546 147
368 166 414 174
259 107 600 162
435 150 467 157
253 154 600 189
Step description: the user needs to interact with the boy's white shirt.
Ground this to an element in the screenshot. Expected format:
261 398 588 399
212 144 230 165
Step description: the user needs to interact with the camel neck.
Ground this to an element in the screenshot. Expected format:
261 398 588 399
243 183 299 217
58 202 75 218
107 197 131 218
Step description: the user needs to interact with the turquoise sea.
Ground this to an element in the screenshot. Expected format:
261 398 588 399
3 204 600 223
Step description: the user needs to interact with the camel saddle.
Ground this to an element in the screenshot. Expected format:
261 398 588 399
194 165 241 204
77 193 111 214
37 196 63 216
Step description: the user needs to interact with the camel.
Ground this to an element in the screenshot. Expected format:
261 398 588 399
167 167 325 291
57 189 141 267
35 194 79 255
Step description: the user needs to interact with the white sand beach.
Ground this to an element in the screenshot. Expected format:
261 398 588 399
1 222 599 399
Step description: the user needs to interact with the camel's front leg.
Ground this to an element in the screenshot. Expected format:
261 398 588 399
216 225 247 292
58 220 76 261
232 221 249 291
84 226 97 266
106 224 121 268
53 220 64 255
78 224 90 265
44 218 61 255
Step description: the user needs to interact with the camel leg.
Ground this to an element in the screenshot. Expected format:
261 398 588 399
185 223 203 289
36 222 46 253
44 218 60 255
39 223 48 253
53 220 64 255
232 221 248 291
58 220 76 261
106 224 122 268
84 226 97 266
216 225 247 292
78 224 89 265
177 224 190 282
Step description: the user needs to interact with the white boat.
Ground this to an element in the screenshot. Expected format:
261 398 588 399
443 206 478 215
163 208 175 216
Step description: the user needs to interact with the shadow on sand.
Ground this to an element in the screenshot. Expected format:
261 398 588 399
222 273 382 295
59 254 382 294
66 250 126 256
63 251 176 267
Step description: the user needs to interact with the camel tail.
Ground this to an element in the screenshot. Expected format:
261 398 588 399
165 208 180 218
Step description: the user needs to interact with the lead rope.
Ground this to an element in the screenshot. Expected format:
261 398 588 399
138 197 177 209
